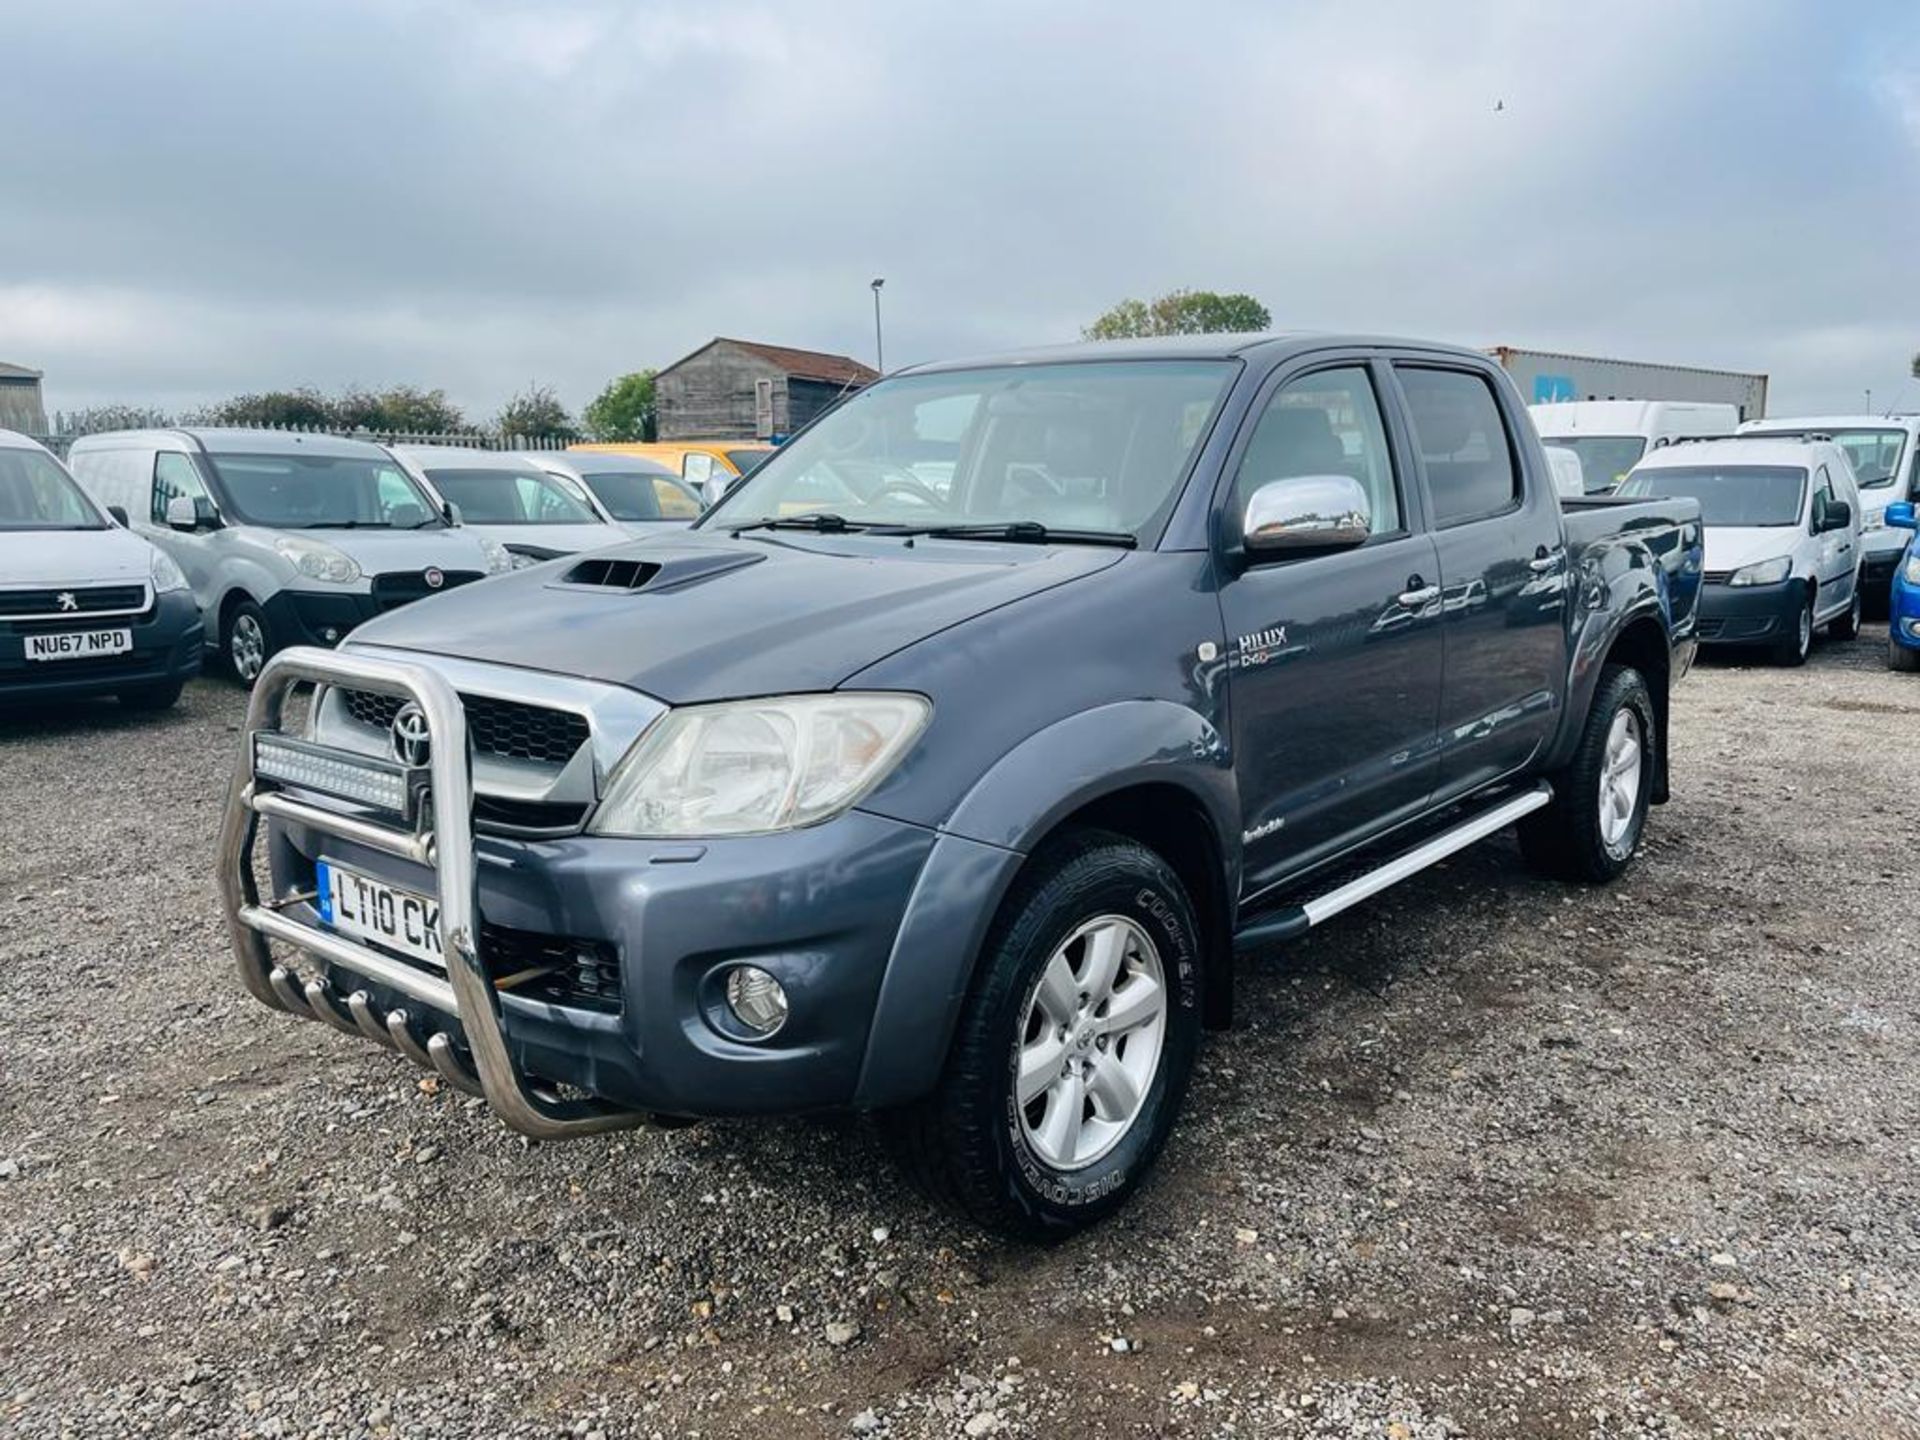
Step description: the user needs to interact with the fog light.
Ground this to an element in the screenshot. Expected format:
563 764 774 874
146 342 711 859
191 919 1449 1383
321 627 341 644
724 965 788 1038
1905 619 1920 640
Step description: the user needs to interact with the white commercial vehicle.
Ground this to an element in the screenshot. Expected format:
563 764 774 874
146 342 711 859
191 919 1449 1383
530 451 704 537
1736 415 1920 610
67 429 514 682
1616 436 1863 665
1530 400 1740 495
392 446 629 567
0 429 204 711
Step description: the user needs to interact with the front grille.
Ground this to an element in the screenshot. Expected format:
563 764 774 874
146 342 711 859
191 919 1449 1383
482 922 622 1013
369 570 484 612
339 688 590 766
0 584 147 618
1701 570 1732 585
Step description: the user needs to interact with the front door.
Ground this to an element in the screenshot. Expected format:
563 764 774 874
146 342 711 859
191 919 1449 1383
150 449 222 623
1810 464 1856 615
1391 362 1569 802
1218 361 1445 897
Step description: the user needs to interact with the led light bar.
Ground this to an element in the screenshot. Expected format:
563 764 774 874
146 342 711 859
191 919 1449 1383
253 733 420 818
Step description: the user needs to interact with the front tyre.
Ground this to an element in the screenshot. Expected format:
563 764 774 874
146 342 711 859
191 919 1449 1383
224 599 272 686
1890 635 1920 673
1774 589 1813 666
1520 664 1655 884
884 831 1202 1241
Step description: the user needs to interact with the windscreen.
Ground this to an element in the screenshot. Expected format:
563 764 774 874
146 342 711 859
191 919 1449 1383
703 360 1236 541
1748 427 1905 489
1540 435 1646 494
0 447 106 530
207 453 444 529
424 466 600 525
583 471 702 521
1617 464 1806 527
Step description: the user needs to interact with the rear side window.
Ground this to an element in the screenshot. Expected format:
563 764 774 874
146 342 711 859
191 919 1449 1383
151 451 209 523
654 477 702 518
1397 367 1520 526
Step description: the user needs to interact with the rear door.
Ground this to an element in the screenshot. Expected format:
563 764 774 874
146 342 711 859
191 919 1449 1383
1216 356 1445 894
1388 360 1570 802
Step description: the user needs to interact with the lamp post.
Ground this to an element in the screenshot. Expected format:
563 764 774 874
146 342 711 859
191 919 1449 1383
870 278 886 374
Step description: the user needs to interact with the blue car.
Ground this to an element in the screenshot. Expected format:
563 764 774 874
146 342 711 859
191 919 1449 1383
1888 500 1920 672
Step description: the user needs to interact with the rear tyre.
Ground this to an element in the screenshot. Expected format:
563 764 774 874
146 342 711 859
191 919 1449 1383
1890 636 1920 673
882 830 1203 1241
1829 581 1862 641
118 681 183 712
1773 590 1812 667
223 599 271 686
1519 664 1655 885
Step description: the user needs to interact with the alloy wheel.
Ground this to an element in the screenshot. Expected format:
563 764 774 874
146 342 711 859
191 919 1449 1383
1015 915 1167 1171
1597 707 1643 857
230 613 266 682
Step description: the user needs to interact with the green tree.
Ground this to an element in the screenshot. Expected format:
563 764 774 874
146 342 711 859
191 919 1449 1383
1083 288 1272 340
192 387 333 428
583 370 658 442
61 403 174 435
331 384 467 434
493 384 579 441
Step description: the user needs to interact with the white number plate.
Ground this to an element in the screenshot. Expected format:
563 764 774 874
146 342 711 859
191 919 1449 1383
316 860 443 969
25 628 133 662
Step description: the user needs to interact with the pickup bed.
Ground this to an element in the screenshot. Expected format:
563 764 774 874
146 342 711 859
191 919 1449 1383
218 334 1702 1238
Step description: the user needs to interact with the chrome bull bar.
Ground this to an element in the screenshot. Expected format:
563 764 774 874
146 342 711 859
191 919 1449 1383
215 645 650 1139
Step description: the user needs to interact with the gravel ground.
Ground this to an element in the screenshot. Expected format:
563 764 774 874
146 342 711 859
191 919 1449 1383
2 635 1917 1439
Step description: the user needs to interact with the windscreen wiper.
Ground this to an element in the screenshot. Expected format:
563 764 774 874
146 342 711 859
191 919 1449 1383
892 520 1138 549
727 512 868 536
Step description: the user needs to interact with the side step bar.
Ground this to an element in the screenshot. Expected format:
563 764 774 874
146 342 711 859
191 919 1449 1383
1233 783 1553 955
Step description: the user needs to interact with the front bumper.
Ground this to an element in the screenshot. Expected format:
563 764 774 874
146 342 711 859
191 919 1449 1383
0 589 203 703
218 646 985 1135
263 570 488 649
1694 578 1799 646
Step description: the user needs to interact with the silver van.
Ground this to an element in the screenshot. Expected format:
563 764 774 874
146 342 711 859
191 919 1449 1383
67 429 513 682
532 451 705 537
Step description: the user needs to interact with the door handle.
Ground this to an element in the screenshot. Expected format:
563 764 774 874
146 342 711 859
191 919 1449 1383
1398 583 1440 607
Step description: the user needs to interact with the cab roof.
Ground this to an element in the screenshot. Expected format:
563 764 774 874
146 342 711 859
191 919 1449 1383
1631 435 1841 473
69 427 399 459
1740 414 1919 433
895 332 1493 375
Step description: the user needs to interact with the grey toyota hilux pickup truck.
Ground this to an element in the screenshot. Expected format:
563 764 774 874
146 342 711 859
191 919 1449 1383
219 335 1702 1238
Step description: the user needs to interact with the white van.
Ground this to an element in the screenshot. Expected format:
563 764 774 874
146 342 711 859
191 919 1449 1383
1736 414 1920 606
1530 400 1740 495
1616 435 1863 665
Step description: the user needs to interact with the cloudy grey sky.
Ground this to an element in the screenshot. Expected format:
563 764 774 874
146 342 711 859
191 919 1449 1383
6 1 1917 420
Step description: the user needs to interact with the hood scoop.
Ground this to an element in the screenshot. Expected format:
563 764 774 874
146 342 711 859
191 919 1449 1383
555 546 764 594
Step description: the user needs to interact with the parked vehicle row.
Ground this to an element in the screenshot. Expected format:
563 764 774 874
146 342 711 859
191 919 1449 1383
216 334 1704 1238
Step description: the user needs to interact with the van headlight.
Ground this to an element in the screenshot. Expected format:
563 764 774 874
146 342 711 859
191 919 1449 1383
479 537 514 575
149 548 189 594
588 693 930 837
1727 556 1791 587
274 535 361 584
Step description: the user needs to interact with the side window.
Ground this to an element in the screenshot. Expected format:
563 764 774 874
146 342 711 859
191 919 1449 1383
1234 366 1401 537
1812 465 1835 527
653 477 702 518
151 451 208 524
1909 443 1920 499
375 467 426 522
1396 367 1520 526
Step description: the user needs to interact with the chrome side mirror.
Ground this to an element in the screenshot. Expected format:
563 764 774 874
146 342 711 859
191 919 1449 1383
1242 474 1371 554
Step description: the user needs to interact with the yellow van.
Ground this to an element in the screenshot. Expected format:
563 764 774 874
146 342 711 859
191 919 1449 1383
570 441 774 504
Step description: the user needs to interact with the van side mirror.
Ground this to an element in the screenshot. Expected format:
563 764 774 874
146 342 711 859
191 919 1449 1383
1885 500 1916 529
442 499 463 526
106 504 130 527
1241 474 1372 556
166 495 219 532
1820 498 1852 532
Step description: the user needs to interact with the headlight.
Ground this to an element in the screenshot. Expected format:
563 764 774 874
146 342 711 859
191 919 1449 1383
1727 556 1791 587
508 550 542 570
1904 550 1920 586
1864 509 1886 532
588 692 930 837
274 536 361 584
479 537 514 575
149 548 188 594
